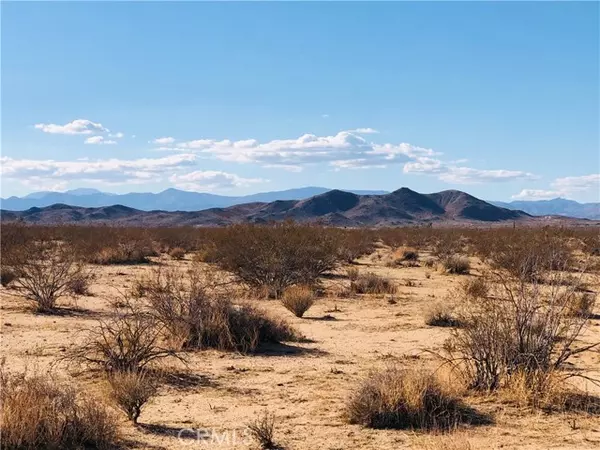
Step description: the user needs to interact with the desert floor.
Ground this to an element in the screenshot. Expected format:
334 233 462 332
2 246 599 450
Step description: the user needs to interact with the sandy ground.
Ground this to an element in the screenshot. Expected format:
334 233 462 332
1 248 599 450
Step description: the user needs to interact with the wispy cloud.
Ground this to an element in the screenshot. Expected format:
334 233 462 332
512 174 600 200
169 171 267 191
151 136 176 145
34 119 108 135
84 136 117 145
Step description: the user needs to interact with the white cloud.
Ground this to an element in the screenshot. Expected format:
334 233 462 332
321 114 330 119
512 174 600 200
1 154 197 186
84 136 117 145
403 156 536 184
169 171 267 191
109 132 124 139
151 137 176 145
34 119 108 135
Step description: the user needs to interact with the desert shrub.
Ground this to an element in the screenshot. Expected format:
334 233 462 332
168 247 186 260
346 267 360 281
346 367 479 430
208 222 344 298
107 370 158 424
401 249 419 261
351 272 397 295
247 411 277 450
424 302 459 327
281 285 316 318
446 270 597 392
12 239 89 312
143 269 299 353
67 272 94 296
442 256 470 275
423 258 436 268
461 277 488 299
0 368 120 449
69 304 180 372
567 292 596 318
0 267 17 287
90 241 157 265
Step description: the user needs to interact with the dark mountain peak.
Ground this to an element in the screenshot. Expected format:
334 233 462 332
294 189 360 215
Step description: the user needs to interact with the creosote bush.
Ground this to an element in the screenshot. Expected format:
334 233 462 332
351 272 397 295
143 269 300 353
0 367 120 449
208 222 344 298
442 256 470 275
446 268 598 393
281 285 316 318
347 367 481 430
69 303 180 373
11 239 89 312
107 370 158 424
168 247 186 260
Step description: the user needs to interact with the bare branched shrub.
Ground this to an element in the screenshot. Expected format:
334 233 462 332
424 302 459 327
143 269 300 352
446 268 598 392
401 248 419 262
168 247 186 260
107 370 158 424
567 292 596 318
209 222 344 298
281 285 316 318
247 411 277 450
90 241 157 265
442 256 470 275
351 272 397 295
68 303 181 372
347 367 485 430
0 367 120 449
12 239 89 312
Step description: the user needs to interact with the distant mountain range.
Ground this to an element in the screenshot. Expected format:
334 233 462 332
1 188 532 227
0 187 387 212
2 187 598 219
490 199 600 220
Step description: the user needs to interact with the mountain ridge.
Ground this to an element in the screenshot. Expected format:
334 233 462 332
1 187 532 227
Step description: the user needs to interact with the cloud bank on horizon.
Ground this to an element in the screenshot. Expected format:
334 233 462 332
3 118 587 199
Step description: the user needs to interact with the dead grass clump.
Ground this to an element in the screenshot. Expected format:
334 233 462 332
347 367 482 430
0 267 17 287
107 370 158 424
351 272 397 295
143 269 300 353
168 247 186 260
67 272 94 296
423 258 436 268
346 267 360 281
567 292 596 318
247 411 278 450
424 302 459 327
461 277 488 299
69 305 181 373
442 256 470 275
0 368 120 449
281 285 316 318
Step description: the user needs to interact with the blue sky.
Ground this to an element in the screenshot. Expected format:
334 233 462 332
2 2 599 202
